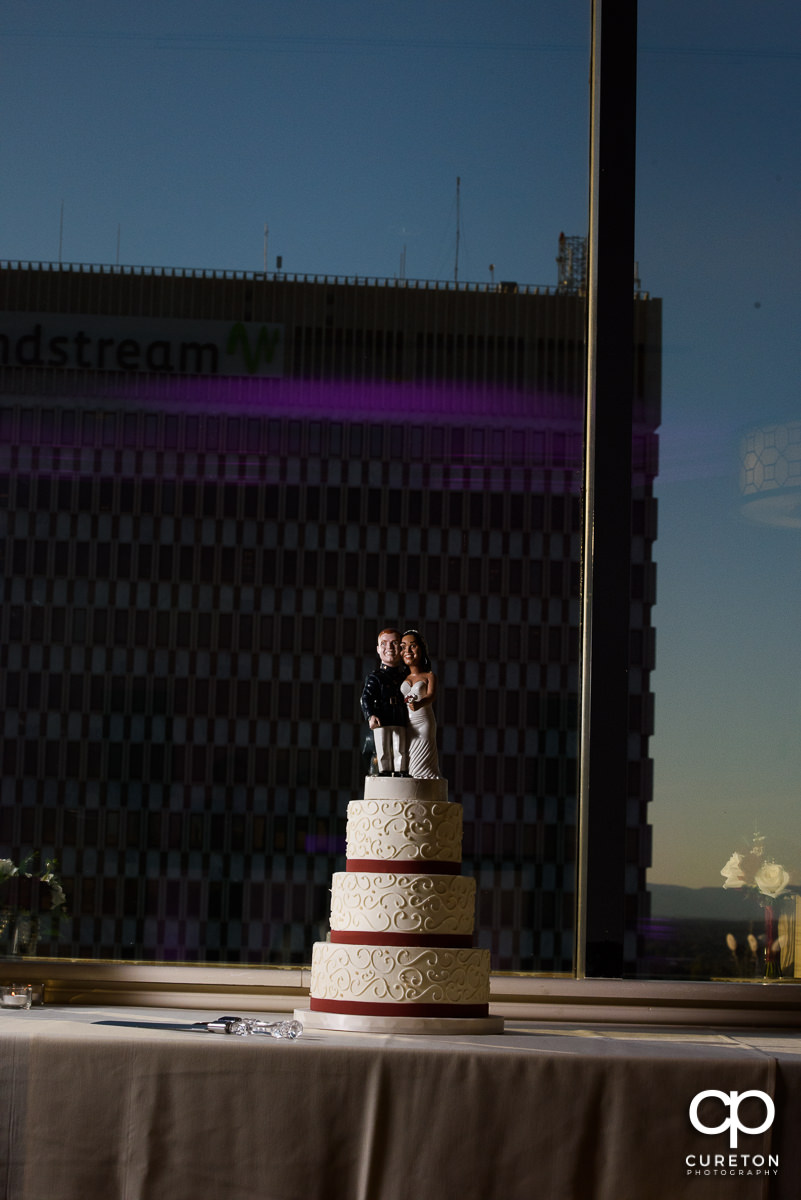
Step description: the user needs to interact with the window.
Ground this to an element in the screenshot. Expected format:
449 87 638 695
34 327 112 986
0 5 670 985
635 0 801 983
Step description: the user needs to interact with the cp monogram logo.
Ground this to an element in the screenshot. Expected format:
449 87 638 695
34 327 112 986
689 1090 775 1149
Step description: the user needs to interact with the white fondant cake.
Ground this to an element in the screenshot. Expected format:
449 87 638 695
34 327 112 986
304 776 501 1031
310 944 490 1006
329 871 476 937
346 798 461 865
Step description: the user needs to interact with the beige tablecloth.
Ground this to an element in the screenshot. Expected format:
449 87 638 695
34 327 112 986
2 1006 800 1199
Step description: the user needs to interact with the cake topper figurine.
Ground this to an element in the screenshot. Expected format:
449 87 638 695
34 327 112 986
400 629 440 779
360 628 409 776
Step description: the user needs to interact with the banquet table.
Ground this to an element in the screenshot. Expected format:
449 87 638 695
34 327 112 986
2 1004 801 1200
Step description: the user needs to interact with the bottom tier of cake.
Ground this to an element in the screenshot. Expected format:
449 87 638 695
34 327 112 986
307 940 492 1018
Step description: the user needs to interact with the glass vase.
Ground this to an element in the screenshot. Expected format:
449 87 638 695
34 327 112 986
763 905 780 981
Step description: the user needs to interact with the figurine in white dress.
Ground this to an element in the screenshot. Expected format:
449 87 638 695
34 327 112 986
400 630 440 779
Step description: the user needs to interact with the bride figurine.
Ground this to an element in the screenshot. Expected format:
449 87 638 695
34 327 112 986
400 629 440 779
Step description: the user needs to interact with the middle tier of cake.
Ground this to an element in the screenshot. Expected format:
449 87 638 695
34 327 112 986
328 870 476 945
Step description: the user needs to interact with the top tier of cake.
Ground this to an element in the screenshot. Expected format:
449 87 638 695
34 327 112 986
346 776 460 870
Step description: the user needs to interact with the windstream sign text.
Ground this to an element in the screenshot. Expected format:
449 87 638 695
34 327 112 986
0 315 284 378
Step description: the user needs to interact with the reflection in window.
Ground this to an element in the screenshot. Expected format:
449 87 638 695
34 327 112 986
0 256 662 973
638 3 801 980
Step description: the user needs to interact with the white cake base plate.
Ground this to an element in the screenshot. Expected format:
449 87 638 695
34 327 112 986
295 1008 504 1036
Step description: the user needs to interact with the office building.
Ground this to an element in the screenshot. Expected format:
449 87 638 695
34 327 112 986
0 257 660 972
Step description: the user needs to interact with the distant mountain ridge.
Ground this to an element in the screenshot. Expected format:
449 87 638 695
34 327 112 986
648 883 767 920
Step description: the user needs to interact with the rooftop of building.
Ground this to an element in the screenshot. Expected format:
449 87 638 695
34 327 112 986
0 258 654 302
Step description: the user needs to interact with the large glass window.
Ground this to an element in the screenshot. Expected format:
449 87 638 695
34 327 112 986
638 1 801 980
0 5 598 975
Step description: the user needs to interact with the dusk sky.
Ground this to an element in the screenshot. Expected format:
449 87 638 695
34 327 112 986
2 1 800 893
636 2 801 889
1 2 590 284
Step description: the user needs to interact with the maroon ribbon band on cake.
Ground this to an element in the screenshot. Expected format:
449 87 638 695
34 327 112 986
346 859 460 875
310 998 489 1019
329 931 473 948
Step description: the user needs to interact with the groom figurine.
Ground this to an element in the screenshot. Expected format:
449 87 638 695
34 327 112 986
361 628 409 776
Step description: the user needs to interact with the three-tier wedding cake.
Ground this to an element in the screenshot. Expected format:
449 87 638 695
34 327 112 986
299 776 503 1033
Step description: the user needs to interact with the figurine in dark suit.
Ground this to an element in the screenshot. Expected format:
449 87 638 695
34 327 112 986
360 628 409 776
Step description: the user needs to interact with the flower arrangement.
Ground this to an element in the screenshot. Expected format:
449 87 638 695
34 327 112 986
0 853 67 954
720 833 797 980
720 833 793 903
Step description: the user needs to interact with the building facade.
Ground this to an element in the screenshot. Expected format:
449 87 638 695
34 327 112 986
0 261 660 972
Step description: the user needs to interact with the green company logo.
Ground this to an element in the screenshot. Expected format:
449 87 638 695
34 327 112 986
226 322 282 374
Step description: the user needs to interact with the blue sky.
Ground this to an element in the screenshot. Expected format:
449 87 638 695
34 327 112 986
636 2 801 886
1 2 589 284
2 1 800 891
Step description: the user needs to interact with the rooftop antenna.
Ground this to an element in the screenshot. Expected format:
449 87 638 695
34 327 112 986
454 176 461 284
556 231 587 292
58 200 64 263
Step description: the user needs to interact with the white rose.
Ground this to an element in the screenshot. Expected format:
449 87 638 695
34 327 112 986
754 861 790 899
0 859 17 879
721 852 747 889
